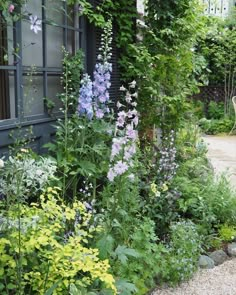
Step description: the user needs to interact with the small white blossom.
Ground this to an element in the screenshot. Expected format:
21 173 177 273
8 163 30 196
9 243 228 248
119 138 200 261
129 80 136 88
119 85 126 91
0 159 4 168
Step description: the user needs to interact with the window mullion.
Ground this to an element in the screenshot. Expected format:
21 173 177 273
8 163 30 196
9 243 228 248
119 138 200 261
14 19 23 121
42 0 47 106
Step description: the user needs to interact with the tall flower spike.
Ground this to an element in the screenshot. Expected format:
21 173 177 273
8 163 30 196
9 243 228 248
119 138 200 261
78 74 93 120
93 20 113 118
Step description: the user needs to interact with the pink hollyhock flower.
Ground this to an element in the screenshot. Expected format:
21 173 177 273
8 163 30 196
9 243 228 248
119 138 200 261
8 4 15 13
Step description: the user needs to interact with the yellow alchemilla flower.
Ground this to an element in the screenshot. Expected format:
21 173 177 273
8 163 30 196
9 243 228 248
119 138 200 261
150 183 161 197
162 183 169 192
150 183 157 194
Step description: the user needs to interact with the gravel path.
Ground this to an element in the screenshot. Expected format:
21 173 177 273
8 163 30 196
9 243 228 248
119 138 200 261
152 136 236 295
152 258 236 295
203 136 236 188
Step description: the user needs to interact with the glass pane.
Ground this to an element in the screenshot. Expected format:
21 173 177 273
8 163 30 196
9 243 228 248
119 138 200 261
23 74 44 116
46 26 63 67
9 72 16 118
7 25 14 65
67 29 75 54
47 76 63 113
0 19 14 66
21 0 43 66
46 0 64 26
0 70 15 120
67 5 78 28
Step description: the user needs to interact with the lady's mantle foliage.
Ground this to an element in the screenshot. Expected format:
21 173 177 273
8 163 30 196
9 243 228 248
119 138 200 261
78 21 112 119
0 188 117 294
108 83 139 182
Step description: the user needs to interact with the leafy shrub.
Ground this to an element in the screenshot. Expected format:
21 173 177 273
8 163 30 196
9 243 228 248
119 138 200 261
159 221 201 285
199 117 234 134
117 218 165 294
176 123 207 161
0 151 57 202
175 158 236 236
0 188 116 294
207 101 224 120
218 224 236 242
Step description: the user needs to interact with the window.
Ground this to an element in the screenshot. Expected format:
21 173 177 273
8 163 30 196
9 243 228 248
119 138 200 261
202 0 230 17
0 0 86 121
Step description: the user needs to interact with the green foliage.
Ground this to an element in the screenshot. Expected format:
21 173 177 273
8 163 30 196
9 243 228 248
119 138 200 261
159 221 201 285
63 49 84 97
199 117 234 134
146 0 207 51
45 48 112 200
218 224 236 242
197 16 236 116
119 218 165 294
176 122 207 161
208 101 225 120
175 159 236 236
46 116 112 200
0 188 116 294
0 150 57 203
122 0 208 134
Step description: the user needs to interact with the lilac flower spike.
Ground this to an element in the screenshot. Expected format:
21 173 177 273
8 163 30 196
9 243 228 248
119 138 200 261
29 15 42 34
78 74 93 120
93 62 112 117
107 85 139 182
93 21 113 118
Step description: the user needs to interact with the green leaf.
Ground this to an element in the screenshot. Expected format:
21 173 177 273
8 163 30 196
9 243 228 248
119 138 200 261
114 245 139 265
69 284 96 295
44 280 61 295
116 279 138 295
97 235 114 259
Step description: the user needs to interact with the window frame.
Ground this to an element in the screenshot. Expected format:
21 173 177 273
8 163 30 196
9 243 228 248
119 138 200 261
0 0 86 129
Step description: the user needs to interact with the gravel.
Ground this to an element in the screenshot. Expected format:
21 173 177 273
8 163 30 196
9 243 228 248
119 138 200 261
152 258 236 295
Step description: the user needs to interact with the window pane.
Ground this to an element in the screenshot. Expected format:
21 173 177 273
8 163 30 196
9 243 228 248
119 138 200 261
47 76 63 113
23 74 44 116
0 70 15 120
46 26 63 67
46 0 64 26
21 0 43 66
9 72 16 118
67 29 75 54
0 15 14 66
7 25 14 65
21 22 43 66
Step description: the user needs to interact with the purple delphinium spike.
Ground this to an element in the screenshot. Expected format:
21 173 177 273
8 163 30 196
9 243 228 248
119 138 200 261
93 62 112 118
78 74 93 120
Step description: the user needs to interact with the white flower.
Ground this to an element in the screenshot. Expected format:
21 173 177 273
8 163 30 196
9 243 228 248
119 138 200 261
30 15 42 34
129 80 136 88
116 101 124 109
128 174 135 181
0 159 4 168
119 85 126 91
125 93 132 103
